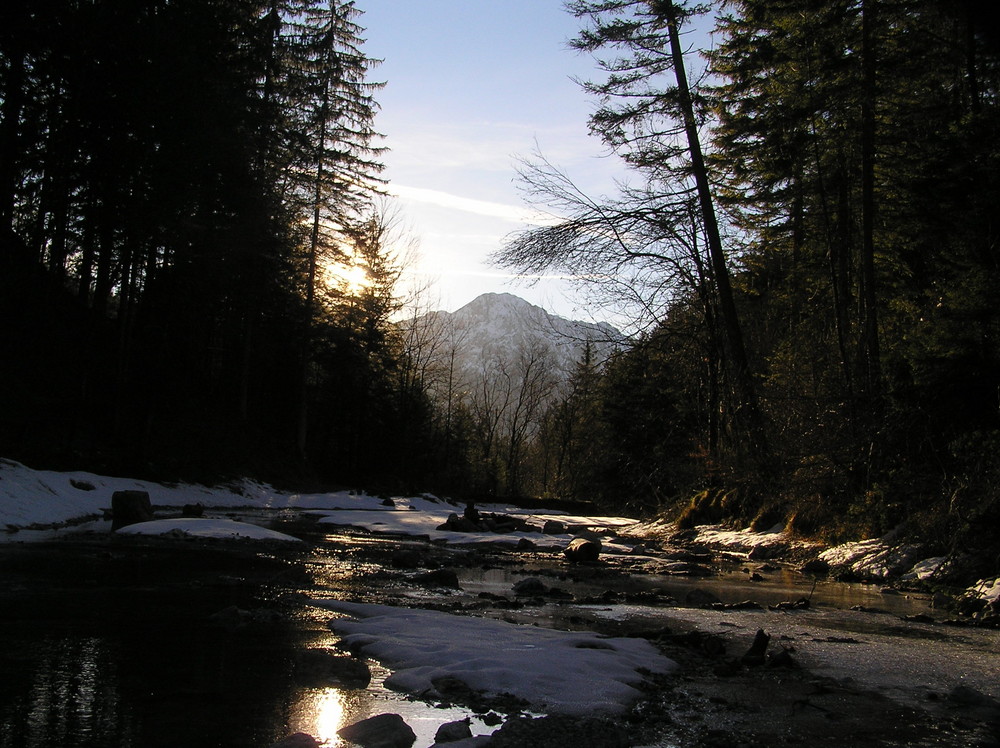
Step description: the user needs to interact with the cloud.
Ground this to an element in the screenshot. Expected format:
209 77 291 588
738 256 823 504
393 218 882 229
389 183 559 226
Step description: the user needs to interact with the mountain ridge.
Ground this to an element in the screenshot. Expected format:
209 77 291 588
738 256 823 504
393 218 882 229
414 292 623 392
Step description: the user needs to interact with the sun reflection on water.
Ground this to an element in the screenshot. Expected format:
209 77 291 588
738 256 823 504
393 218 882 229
314 689 346 745
290 688 348 746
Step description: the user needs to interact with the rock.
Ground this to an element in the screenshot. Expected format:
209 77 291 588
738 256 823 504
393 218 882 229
295 649 371 688
767 647 796 668
111 490 153 530
182 503 204 517
542 520 567 535
768 598 810 611
516 537 536 551
684 588 723 607
391 550 424 569
437 514 481 533
489 715 630 748
431 738 492 748
434 717 472 743
741 629 770 667
512 577 547 596
413 569 461 589
563 537 601 563
337 713 416 748
480 712 503 727
801 558 831 576
382 497 396 507
70 479 96 491
270 733 320 748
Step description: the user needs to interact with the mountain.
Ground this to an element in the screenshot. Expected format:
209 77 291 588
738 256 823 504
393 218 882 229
411 293 623 391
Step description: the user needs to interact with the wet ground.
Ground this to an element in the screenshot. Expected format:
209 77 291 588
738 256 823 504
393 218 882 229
0 511 998 747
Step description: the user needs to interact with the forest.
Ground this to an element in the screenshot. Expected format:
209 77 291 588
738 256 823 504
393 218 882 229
2 1 1000 562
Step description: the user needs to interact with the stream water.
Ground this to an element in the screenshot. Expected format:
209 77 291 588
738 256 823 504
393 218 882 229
0 514 996 747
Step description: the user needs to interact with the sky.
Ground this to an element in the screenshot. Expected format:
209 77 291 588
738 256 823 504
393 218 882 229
358 0 629 323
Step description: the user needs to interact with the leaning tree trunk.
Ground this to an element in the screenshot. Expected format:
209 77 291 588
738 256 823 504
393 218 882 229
663 0 768 461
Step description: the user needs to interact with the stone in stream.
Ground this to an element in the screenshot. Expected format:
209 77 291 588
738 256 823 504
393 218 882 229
111 490 154 530
741 628 771 667
412 568 461 589
512 577 548 596
337 713 416 748
433 717 472 743
563 536 601 563
542 519 567 535
295 649 371 688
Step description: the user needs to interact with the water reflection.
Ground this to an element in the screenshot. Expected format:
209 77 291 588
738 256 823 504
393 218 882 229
2 635 135 748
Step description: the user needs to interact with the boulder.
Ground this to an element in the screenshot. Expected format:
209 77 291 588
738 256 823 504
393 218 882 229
111 490 153 530
437 513 481 533
295 649 371 688
741 628 771 667
801 558 831 576
684 588 723 607
563 537 601 563
542 520 567 535
391 549 424 569
433 717 472 743
413 568 461 589
512 577 548 596
337 713 416 748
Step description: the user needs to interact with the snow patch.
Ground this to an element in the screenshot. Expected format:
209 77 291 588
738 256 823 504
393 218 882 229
313 600 677 716
115 517 302 542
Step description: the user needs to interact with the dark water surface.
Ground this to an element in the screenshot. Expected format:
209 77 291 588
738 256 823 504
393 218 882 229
0 528 495 748
0 536 317 747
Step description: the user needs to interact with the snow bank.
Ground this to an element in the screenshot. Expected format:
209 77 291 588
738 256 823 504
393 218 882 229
313 600 676 716
116 517 302 542
0 460 642 550
818 538 923 580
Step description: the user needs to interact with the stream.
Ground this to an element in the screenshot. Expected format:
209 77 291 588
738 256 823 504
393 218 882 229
0 511 997 747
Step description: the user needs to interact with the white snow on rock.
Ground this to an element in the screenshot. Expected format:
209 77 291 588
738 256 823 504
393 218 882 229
313 600 677 716
900 556 947 582
818 538 923 580
115 517 302 542
969 577 1000 604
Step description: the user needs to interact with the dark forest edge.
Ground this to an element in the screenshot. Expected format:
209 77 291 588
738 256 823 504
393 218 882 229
3 1 1000 578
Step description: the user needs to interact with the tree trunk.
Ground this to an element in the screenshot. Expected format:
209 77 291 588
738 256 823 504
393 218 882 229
860 0 881 397
663 0 767 460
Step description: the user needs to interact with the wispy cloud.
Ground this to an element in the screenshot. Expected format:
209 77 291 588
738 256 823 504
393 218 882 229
389 184 559 226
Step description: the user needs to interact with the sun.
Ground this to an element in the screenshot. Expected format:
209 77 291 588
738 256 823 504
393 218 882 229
322 261 372 296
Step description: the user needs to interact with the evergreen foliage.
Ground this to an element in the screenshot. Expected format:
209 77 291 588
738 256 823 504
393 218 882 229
499 0 1000 551
0 0 419 489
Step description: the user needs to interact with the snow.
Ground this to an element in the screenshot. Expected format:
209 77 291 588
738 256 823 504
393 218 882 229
313 600 677 716
116 517 302 542
0 459 636 551
0 458 681 719
900 556 947 582
818 537 923 580
970 577 1000 604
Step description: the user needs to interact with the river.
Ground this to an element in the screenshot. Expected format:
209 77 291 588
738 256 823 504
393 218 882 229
0 513 996 747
